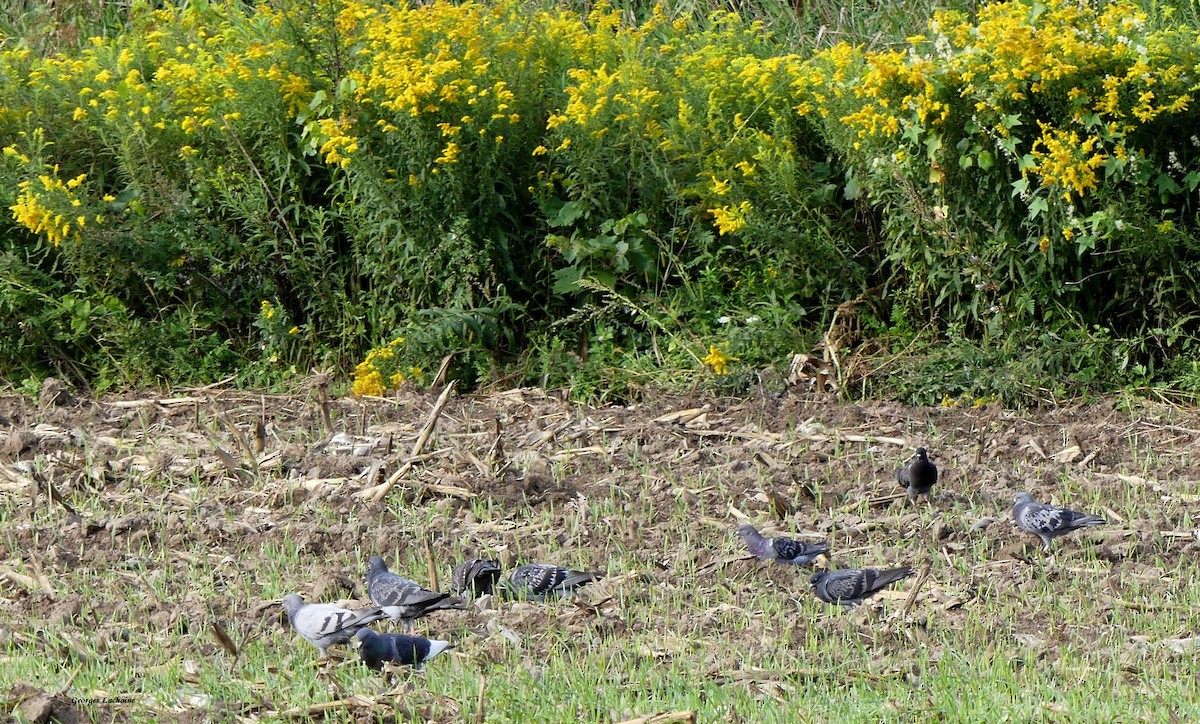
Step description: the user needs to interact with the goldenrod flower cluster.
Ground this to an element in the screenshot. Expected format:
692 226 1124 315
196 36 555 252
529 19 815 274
702 345 737 375
818 0 1193 207
352 337 418 396
8 163 95 247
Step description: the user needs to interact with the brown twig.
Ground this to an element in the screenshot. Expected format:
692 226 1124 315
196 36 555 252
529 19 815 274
896 563 932 619
424 535 439 592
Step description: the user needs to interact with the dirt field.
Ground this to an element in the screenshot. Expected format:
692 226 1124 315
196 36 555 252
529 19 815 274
2 383 1199 721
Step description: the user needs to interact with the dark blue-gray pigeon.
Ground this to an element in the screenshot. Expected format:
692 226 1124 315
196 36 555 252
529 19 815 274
365 555 464 632
353 628 451 671
450 557 503 598
735 524 828 566
809 567 914 606
495 563 599 601
896 447 938 503
1012 493 1106 551
280 593 388 658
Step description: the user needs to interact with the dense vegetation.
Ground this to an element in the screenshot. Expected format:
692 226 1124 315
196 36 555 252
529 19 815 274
3 0 1200 405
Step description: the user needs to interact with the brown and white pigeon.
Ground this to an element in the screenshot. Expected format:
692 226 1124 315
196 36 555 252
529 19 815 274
809 567 913 606
896 447 938 503
1012 493 1106 551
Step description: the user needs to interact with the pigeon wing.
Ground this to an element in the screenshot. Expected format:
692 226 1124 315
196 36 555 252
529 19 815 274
390 634 430 666
517 564 566 595
771 537 827 562
452 558 502 597
295 604 385 639
820 570 869 603
368 571 423 608
1019 502 1072 534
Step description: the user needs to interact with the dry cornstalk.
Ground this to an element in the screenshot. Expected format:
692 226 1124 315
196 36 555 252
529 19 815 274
359 381 456 503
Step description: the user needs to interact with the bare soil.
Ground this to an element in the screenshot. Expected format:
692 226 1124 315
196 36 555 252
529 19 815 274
2 384 1199 720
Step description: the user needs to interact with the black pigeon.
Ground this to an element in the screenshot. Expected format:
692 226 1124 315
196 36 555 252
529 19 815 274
353 628 450 671
1012 493 1106 551
809 567 914 606
735 524 828 566
495 563 599 601
450 558 503 598
896 447 938 503
365 555 464 632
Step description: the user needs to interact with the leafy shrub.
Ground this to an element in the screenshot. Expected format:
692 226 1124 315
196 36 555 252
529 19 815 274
811 0 1200 377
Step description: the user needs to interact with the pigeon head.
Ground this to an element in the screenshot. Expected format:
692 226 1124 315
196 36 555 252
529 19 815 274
1014 492 1033 505
809 572 826 585
366 555 388 577
280 593 305 618
353 628 373 647
734 524 759 539
915 447 928 459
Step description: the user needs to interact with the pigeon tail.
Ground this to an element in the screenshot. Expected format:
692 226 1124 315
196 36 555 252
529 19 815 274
873 566 915 589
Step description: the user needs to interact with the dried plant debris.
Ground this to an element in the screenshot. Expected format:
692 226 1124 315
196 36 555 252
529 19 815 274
0 389 1198 718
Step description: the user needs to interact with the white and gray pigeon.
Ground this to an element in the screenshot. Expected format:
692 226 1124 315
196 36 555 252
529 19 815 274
353 628 451 671
896 447 938 503
809 567 914 606
280 593 388 658
495 563 599 601
450 557 503 598
365 555 464 632
1012 492 1106 551
735 524 828 566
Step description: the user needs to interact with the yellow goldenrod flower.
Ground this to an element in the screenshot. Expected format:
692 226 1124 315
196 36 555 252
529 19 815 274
702 346 737 376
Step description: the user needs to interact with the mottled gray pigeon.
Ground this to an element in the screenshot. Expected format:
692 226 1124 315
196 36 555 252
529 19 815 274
353 628 451 671
450 557 503 598
495 563 599 601
280 593 388 658
735 524 828 566
896 447 938 503
366 556 464 632
1012 493 1106 551
809 567 914 606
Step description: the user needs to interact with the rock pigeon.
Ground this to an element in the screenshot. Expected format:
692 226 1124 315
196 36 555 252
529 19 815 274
809 567 914 606
896 447 938 503
280 593 388 658
735 524 828 566
450 557 503 598
353 628 451 671
495 563 599 601
365 556 464 632
1012 493 1106 551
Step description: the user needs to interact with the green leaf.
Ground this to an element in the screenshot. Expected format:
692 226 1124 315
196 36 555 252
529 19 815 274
1028 197 1048 219
549 200 587 227
551 266 583 294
